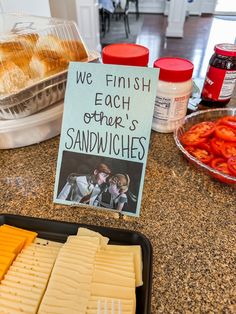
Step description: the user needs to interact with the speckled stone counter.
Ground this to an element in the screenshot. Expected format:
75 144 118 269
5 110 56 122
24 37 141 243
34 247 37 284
0 112 236 313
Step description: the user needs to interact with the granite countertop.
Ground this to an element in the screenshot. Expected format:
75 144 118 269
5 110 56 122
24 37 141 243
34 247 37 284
1 107 236 313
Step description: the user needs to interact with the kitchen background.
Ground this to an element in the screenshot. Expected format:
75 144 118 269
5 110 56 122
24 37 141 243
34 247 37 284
0 0 235 79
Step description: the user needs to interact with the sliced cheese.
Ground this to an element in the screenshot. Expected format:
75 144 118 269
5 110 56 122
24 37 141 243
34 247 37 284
91 282 135 300
105 244 143 287
0 224 37 246
92 269 135 287
77 227 109 248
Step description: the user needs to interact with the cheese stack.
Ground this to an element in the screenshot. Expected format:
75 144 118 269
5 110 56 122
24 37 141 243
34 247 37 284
0 239 61 314
38 235 101 314
0 224 37 281
78 228 138 314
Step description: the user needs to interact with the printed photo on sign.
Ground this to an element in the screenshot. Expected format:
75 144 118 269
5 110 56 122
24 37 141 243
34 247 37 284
57 151 143 215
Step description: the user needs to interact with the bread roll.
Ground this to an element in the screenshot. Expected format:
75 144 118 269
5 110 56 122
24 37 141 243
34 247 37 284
16 33 39 49
0 61 28 94
61 40 88 61
36 35 88 61
0 42 25 61
36 35 65 55
29 50 68 79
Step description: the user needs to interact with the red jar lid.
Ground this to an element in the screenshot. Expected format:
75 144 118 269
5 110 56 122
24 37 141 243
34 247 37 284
214 43 236 57
153 57 194 82
102 43 149 66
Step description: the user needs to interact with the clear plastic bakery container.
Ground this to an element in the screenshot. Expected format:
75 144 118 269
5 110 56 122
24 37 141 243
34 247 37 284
0 100 63 149
0 13 99 119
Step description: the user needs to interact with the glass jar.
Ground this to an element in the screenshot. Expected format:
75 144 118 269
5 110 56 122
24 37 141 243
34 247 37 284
201 43 236 107
152 57 194 133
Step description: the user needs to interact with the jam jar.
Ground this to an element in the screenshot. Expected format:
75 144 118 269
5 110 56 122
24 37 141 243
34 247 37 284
201 43 236 107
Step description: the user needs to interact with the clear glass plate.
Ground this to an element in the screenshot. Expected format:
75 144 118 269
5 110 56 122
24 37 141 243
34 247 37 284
174 108 236 185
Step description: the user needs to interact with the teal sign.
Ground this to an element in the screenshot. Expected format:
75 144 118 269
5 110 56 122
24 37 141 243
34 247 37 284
54 62 158 217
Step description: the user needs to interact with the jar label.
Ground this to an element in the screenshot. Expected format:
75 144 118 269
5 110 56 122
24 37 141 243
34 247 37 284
153 94 189 125
202 66 236 101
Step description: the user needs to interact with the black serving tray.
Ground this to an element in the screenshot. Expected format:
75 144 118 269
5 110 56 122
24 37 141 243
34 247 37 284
0 214 153 314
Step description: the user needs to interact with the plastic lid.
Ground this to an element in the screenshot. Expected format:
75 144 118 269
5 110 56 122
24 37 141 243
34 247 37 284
214 43 236 57
102 43 149 66
153 57 194 82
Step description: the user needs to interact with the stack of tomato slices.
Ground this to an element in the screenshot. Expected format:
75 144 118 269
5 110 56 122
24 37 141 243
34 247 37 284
180 115 236 181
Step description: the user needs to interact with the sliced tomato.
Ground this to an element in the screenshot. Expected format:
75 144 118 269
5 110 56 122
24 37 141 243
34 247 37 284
215 125 236 142
185 143 214 164
211 158 231 175
227 157 236 176
218 116 236 129
189 121 215 137
221 142 236 159
210 137 225 156
180 131 206 146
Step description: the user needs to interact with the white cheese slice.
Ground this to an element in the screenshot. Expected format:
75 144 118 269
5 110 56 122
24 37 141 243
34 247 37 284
52 266 92 283
94 261 134 272
92 269 135 287
94 264 135 278
91 282 135 299
77 228 109 248
105 245 143 287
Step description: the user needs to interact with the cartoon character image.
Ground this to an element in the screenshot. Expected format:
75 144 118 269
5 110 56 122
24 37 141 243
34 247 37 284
57 163 111 206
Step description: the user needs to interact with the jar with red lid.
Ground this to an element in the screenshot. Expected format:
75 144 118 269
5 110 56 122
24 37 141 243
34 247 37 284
102 43 149 66
152 57 194 133
201 43 236 107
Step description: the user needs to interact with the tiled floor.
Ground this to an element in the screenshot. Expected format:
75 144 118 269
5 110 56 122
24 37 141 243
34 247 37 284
136 14 236 78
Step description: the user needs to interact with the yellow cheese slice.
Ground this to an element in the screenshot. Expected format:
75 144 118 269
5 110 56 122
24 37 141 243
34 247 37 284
12 261 53 274
38 303 79 314
6 270 48 284
0 291 39 307
34 238 63 248
9 266 49 279
15 257 53 269
0 224 37 246
0 238 25 254
1 279 42 294
0 284 41 301
0 244 18 254
3 273 45 288
0 298 36 313
0 304 30 314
